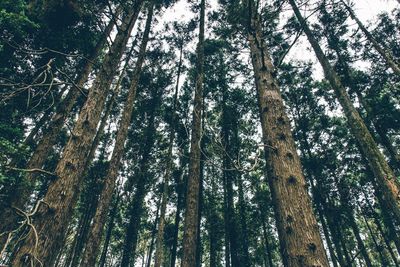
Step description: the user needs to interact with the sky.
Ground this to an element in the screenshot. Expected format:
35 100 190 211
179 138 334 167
158 0 398 78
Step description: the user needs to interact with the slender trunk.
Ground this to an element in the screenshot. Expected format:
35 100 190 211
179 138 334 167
208 169 219 267
245 1 329 266
146 203 161 267
289 0 400 221
325 203 349 267
11 3 141 265
196 137 205 267
120 180 147 266
361 212 390 266
79 4 153 266
120 83 161 267
223 176 232 267
237 174 251 267
356 91 400 172
181 0 205 266
372 189 400 255
170 167 185 267
339 0 400 76
262 221 274 267
335 179 373 267
220 61 240 267
308 177 339 267
98 192 120 267
347 212 373 266
153 40 183 267
363 197 400 266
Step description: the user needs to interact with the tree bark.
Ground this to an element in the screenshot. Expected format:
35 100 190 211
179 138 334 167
245 1 329 266
11 3 141 265
289 0 400 221
79 4 153 266
181 0 205 266
0 13 118 248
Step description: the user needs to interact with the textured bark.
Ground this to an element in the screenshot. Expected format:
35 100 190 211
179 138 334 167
289 0 400 221
339 0 400 76
11 3 140 265
299 137 339 267
153 39 183 267
245 1 329 266
181 0 205 266
79 4 152 266
0 16 117 246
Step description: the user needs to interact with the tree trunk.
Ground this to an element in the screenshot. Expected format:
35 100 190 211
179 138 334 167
120 80 162 267
334 178 373 267
79 4 152 266
262 221 274 267
0 14 118 248
356 91 400 172
372 188 400 255
98 191 120 267
170 165 185 267
153 39 183 267
339 0 400 76
245 1 329 266
120 179 147 266
220 57 240 267
146 202 161 267
289 0 400 221
11 3 141 265
180 0 205 266
363 197 400 266
361 212 391 266
237 174 251 267
196 135 205 267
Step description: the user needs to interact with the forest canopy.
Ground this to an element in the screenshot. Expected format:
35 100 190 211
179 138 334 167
0 0 399 266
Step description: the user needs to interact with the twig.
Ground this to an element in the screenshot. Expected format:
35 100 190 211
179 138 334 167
5 167 56 177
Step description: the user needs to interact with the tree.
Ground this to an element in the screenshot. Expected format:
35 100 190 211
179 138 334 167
181 0 206 266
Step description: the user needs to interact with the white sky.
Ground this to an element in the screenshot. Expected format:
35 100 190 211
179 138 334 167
158 0 398 79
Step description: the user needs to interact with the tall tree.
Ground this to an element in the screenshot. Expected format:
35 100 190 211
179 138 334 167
288 0 400 222
10 2 142 265
181 0 206 266
79 3 154 265
240 0 330 265
339 0 400 76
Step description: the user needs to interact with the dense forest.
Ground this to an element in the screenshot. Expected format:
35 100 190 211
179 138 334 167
0 0 399 266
